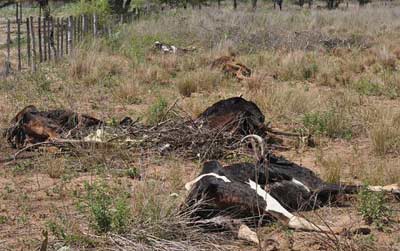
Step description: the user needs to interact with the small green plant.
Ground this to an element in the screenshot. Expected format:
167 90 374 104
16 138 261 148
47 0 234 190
302 62 318 80
112 196 132 233
303 110 353 139
357 185 391 229
354 79 383 96
126 167 140 179
147 96 168 125
85 182 113 233
83 182 132 234
46 219 96 247
0 215 8 224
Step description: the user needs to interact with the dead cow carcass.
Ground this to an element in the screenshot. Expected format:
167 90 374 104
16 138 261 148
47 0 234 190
197 97 266 137
211 55 251 81
154 41 196 54
184 135 400 236
4 105 103 148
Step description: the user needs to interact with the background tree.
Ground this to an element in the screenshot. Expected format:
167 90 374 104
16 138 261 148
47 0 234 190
108 0 131 13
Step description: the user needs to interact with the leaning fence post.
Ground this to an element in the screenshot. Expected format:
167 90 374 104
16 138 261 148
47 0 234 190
5 19 11 75
17 15 21 71
26 17 31 68
30 16 37 72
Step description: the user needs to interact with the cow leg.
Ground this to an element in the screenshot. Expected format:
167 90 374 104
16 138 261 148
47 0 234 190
368 184 400 194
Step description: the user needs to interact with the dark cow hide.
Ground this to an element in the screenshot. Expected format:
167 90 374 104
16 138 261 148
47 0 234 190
184 155 352 219
197 97 266 137
184 148 400 232
4 105 103 148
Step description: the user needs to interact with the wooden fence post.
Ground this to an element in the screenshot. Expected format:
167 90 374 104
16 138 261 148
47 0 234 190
68 16 73 52
60 18 64 57
50 17 55 60
30 16 37 72
82 14 86 36
93 14 97 37
5 19 11 75
77 16 81 42
38 16 43 62
56 18 60 60
43 17 47 61
15 2 18 23
48 17 52 60
26 17 31 68
17 15 21 71
19 2 22 21
65 17 69 55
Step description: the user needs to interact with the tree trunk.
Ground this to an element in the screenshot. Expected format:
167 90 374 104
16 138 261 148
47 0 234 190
233 0 237 9
252 0 257 9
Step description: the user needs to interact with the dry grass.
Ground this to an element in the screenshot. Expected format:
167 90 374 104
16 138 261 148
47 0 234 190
2 3 400 251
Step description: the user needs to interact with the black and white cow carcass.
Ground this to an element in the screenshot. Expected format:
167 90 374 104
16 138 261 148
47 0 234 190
184 135 400 238
154 41 196 54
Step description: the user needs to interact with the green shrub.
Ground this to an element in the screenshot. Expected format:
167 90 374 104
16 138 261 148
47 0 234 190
126 167 140 179
71 0 110 17
147 96 168 125
82 182 132 234
85 182 113 233
112 196 131 233
357 186 391 229
354 79 384 96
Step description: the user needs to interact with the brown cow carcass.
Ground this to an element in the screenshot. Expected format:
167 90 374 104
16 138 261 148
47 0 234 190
211 55 252 81
4 105 103 148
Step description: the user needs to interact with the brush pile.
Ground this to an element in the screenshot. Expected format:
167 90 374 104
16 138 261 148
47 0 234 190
3 97 272 160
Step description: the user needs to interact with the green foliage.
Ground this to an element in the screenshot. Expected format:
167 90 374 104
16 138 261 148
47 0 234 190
46 220 97 247
129 34 164 61
357 186 391 229
0 215 8 224
84 182 132 233
112 196 131 233
303 62 318 80
147 96 168 125
126 167 140 179
303 110 353 139
354 79 384 96
69 0 110 17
